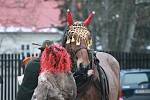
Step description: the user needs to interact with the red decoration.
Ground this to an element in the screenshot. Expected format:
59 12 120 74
40 44 72 73
67 9 73 26
83 11 95 26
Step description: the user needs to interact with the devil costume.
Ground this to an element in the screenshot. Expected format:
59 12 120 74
31 44 77 100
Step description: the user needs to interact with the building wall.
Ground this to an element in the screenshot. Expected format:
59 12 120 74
0 32 62 54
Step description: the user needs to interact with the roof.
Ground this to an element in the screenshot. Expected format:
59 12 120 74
0 0 64 32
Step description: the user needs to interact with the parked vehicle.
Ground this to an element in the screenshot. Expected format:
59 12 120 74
120 69 150 100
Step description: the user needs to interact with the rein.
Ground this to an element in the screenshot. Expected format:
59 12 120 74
74 48 110 100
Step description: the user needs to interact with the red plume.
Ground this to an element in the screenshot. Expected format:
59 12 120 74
40 44 72 74
83 11 95 26
67 9 73 26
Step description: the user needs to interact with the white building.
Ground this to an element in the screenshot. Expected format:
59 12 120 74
0 28 63 54
0 0 64 54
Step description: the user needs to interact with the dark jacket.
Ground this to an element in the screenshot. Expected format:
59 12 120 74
16 58 40 100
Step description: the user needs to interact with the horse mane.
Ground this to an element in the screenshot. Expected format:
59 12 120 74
61 26 68 48
40 44 72 73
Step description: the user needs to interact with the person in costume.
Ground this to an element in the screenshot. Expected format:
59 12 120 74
31 44 77 100
16 40 53 100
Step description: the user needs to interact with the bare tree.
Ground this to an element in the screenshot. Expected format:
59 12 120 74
58 0 150 52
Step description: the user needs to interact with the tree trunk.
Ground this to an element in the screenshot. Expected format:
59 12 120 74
124 11 136 52
114 0 136 52
101 0 109 50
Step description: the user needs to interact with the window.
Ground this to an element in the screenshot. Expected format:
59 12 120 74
27 45 30 50
123 73 149 85
21 45 25 50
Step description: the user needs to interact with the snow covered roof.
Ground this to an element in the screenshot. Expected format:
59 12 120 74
0 0 63 32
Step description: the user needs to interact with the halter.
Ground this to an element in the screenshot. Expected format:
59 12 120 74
64 9 95 74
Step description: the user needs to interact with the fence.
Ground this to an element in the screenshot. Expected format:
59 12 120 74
108 51 150 69
0 52 150 100
0 53 38 100
0 54 22 100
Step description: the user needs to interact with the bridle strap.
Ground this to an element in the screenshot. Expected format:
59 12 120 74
74 46 88 55
74 49 110 100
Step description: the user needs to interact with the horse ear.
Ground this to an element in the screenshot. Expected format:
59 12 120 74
83 11 95 26
67 9 73 26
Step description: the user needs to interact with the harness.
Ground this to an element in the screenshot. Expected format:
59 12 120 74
73 50 110 100
94 52 109 100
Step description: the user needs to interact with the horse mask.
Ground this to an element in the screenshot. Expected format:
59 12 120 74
65 9 95 50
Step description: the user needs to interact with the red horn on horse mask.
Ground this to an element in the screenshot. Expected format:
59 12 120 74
67 9 73 26
83 11 95 26
66 10 95 48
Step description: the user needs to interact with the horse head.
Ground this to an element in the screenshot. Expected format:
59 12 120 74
63 9 95 69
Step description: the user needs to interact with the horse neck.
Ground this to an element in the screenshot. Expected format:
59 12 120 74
76 49 90 66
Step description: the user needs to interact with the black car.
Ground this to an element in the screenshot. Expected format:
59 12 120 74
120 69 150 100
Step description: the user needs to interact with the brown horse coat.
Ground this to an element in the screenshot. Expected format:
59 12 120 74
74 51 120 100
96 52 120 100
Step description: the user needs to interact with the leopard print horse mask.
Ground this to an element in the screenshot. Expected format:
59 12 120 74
66 9 95 49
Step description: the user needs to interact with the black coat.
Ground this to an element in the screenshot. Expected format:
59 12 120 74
16 58 40 100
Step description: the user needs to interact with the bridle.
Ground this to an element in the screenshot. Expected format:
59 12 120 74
74 46 88 56
70 46 110 100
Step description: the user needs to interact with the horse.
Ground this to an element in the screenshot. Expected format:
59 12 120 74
62 10 121 100
31 44 77 100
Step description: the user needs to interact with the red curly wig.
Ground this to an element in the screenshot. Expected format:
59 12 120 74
40 44 72 73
